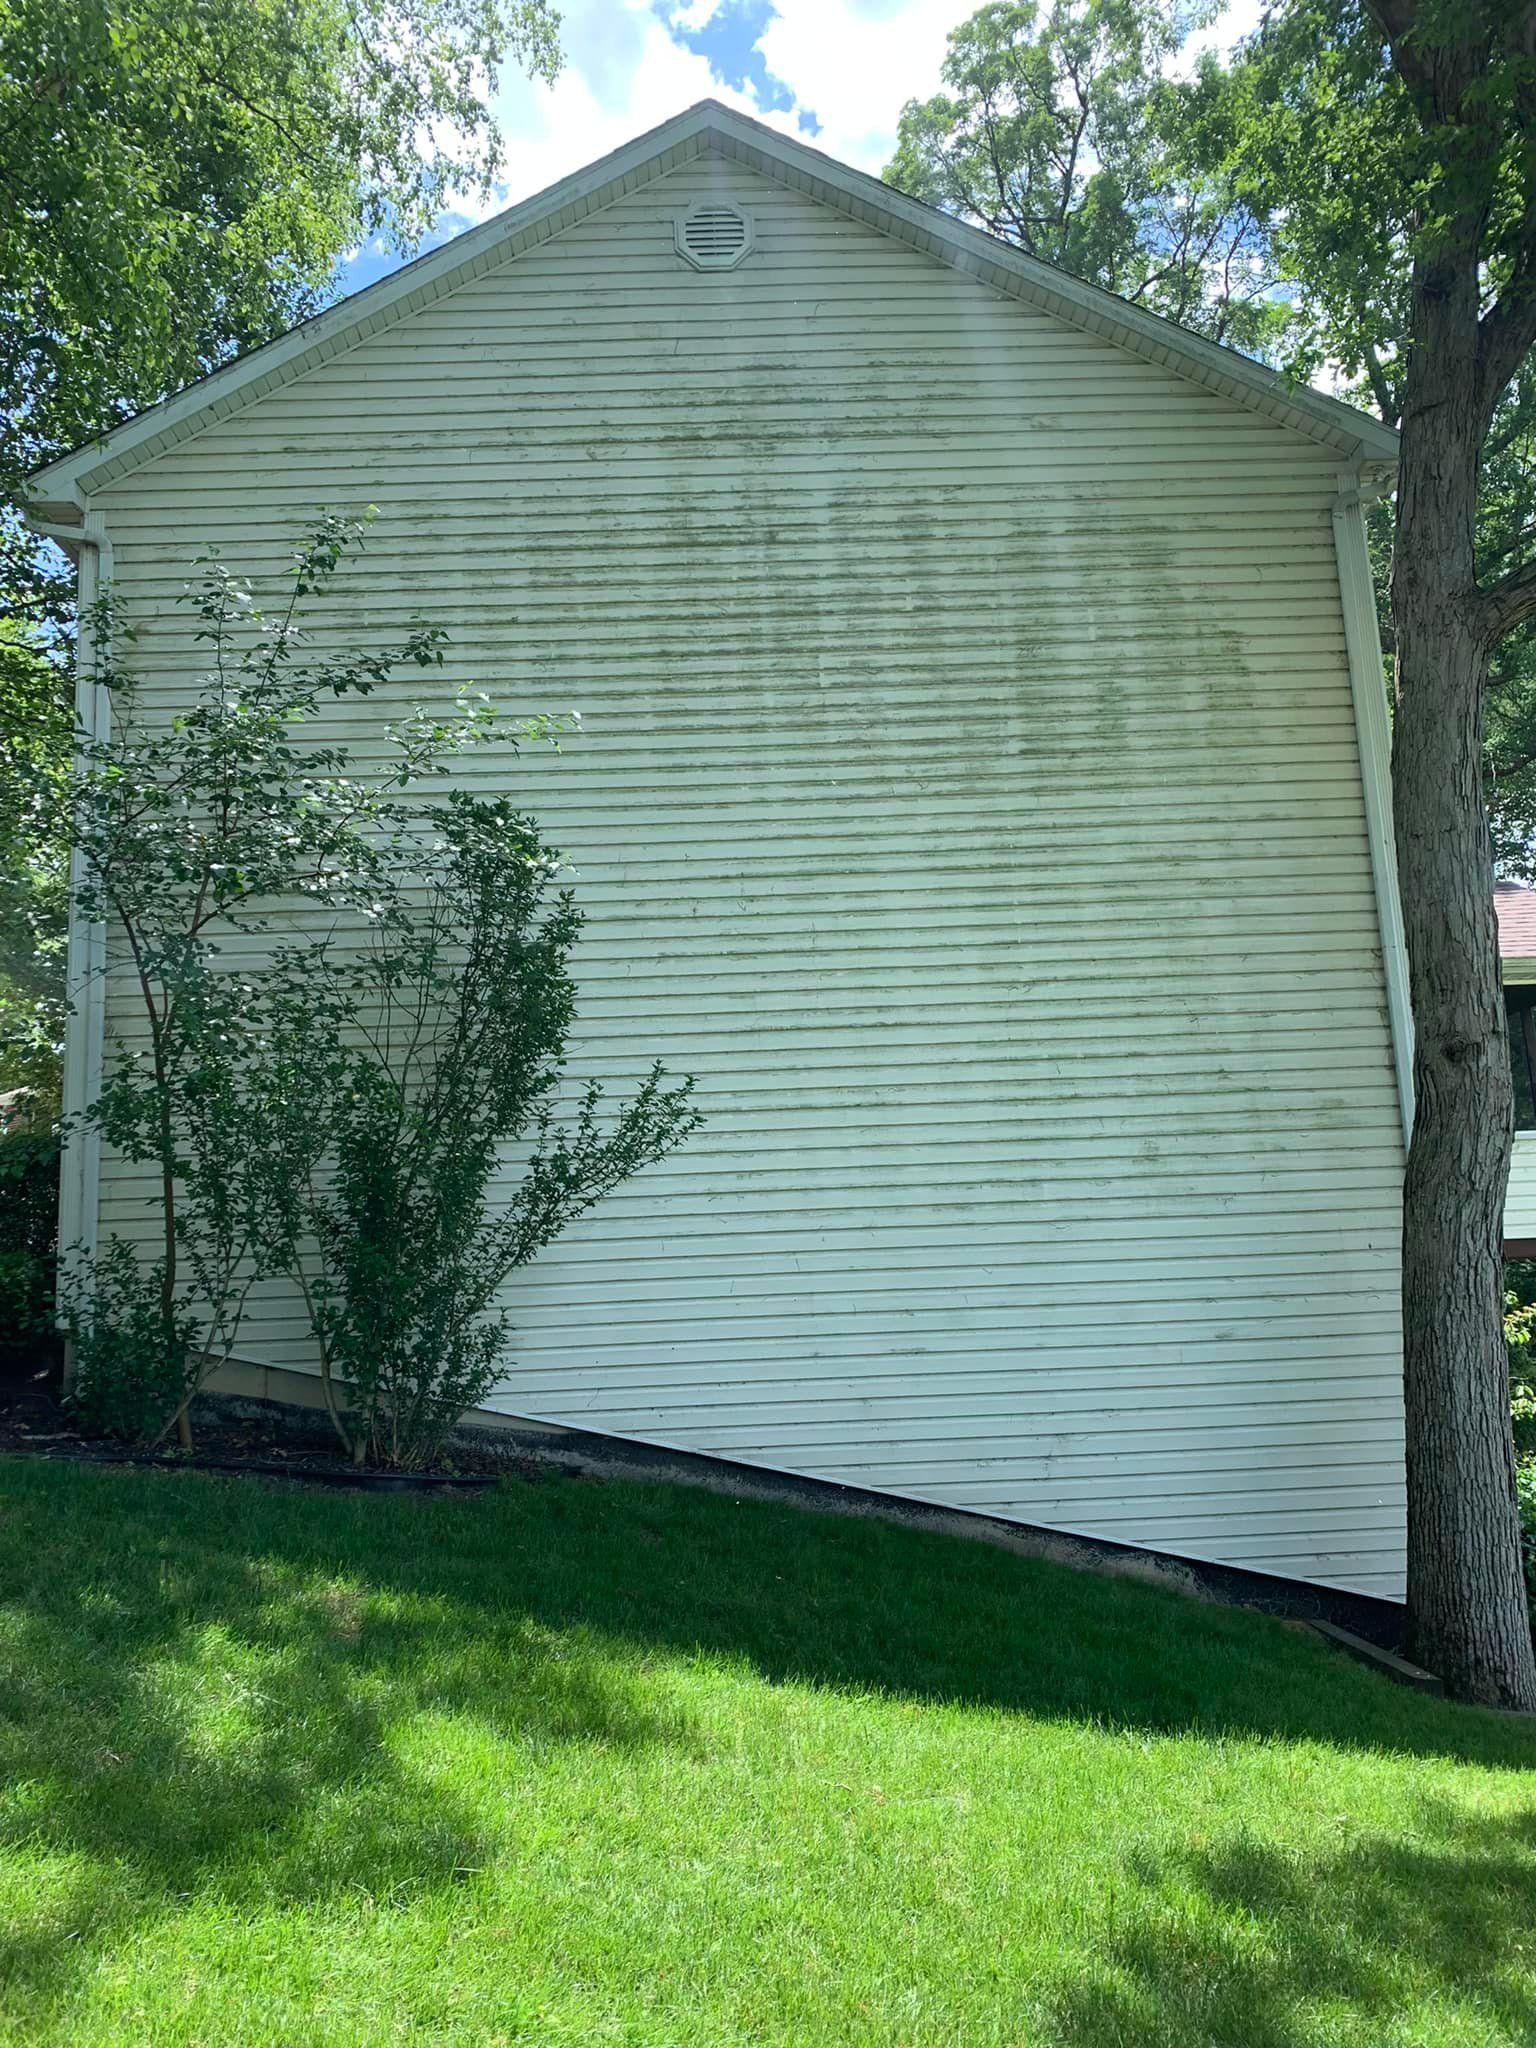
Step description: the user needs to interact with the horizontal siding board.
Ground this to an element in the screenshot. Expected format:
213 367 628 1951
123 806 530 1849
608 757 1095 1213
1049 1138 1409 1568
543 1401 1406 1448
456 1307 1399 1354
101 1221 1399 1272
98 1129 1403 1183
394 1259 1401 1314
91 153 1404 1596
132 430 1340 471
400 1235 1403 1276
110 500 1338 538
95 1012 1392 1062
508 1389 1411 1432
83 757 1373 800
1507 1134 1536 1238
186 388 1335 424
432 1281 1403 1337
93 880 1384 937
102 474 1348 524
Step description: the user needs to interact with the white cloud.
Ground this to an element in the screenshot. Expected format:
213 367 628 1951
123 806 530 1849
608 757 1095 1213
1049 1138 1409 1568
437 0 1264 225
465 0 968 218
456 0 758 223
1177 0 1264 73
759 0 966 169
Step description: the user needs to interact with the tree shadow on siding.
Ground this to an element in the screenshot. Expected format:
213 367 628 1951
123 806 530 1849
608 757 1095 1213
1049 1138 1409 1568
1039 1801 1536 2047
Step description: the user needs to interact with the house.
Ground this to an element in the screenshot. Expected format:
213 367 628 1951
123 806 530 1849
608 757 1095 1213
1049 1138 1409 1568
1499 881 1536 1255
27 102 1410 1598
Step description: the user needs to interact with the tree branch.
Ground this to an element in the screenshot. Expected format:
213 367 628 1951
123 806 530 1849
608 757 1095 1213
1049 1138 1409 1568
1487 744 1536 783
1362 343 1402 428
1477 232 1536 414
1480 554 1536 643
192 66 330 178
1474 9 1536 408
1359 0 1435 99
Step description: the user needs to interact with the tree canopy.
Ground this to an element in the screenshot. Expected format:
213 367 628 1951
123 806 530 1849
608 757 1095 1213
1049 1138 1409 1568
1223 0 1536 884
885 0 1288 354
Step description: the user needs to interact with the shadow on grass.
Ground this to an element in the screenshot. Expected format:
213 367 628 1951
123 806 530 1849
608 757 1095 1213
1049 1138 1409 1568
0 1467 694 2020
1043 1803 1536 2046
0 1456 1532 2034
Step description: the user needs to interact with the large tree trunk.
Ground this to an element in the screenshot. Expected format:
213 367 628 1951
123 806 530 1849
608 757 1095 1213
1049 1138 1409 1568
1392 249 1536 1710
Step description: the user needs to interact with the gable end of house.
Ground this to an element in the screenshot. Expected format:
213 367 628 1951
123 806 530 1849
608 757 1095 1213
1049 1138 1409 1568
26 100 1397 518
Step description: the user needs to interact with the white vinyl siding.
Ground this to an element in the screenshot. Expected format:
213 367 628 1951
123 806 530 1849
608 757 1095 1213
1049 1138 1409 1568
90 150 1406 1596
1505 971 1536 1241
1508 1135 1536 1240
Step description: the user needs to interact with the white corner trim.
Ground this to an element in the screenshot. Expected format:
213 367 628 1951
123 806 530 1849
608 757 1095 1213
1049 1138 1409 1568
1333 471 1413 1144
46 505 112 1301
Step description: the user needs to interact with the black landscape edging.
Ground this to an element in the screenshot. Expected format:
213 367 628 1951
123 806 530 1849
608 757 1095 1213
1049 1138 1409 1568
476 1416 1416 1654
2 1440 502 1493
1306 1619 1443 1694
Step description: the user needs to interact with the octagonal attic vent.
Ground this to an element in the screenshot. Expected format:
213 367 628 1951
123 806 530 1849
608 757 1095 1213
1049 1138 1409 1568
675 202 754 271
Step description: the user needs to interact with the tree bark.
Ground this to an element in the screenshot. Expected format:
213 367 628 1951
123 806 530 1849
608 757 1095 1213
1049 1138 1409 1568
1392 239 1536 1710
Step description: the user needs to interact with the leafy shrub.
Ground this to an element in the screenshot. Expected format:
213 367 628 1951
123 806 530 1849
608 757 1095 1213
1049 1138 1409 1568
64 519 500 1447
296 794 699 1468
0 1129 60 1362
63 1238 196 1439
1506 1266 1536 1459
59 520 696 1460
1518 1460 1536 1611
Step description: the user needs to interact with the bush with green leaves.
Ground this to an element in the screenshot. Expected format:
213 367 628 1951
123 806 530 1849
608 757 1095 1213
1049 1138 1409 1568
63 1236 197 1439
1505 1261 1536 1461
1503 1265 1536 1621
64 516 500 1447
1518 1459 1536 1611
291 792 700 1468
0 624 71 1114
63 516 697 1461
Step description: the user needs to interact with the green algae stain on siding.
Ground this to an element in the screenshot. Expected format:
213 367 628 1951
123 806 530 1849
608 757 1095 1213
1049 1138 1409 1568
88 150 1403 1598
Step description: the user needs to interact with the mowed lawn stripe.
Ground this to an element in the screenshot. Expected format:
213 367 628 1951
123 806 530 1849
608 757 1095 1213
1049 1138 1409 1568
0 1456 1531 2046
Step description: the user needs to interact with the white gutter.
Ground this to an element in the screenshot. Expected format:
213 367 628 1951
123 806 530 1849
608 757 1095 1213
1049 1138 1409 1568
1332 467 1414 1145
31 504 112 1320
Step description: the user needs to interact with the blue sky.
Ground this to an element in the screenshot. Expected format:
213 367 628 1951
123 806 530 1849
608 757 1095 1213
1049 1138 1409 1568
336 0 988 291
338 0 1261 295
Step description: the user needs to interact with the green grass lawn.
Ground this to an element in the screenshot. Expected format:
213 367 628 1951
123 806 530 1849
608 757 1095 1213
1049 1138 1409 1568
1 1458 1534 2046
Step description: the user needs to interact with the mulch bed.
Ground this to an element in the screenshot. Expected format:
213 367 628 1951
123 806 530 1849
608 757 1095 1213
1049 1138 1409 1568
0 1376 562 1493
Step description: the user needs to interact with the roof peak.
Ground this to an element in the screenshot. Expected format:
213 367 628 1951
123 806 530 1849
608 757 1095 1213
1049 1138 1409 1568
26 98 1397 512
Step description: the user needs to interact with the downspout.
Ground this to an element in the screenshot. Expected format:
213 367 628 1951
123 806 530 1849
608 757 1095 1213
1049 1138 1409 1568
1332 465 1414 1148
30 505 112 1353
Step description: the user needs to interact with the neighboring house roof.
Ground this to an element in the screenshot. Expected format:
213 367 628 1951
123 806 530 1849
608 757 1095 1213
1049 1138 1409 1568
1498 881 1536 978
25 99 1399 517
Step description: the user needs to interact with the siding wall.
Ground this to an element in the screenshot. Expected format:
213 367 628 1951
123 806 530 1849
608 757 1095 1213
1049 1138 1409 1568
90 148 1407 1595
1504 965 1535 1241
1508 1135 1536 1241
